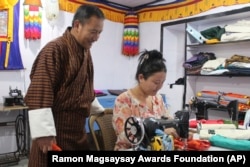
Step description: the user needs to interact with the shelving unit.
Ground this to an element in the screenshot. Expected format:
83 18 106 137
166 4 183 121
160 6 250 114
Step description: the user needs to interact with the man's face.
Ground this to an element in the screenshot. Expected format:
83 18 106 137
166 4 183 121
75 16 104 49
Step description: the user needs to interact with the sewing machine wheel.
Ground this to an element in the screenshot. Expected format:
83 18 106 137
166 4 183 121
124 117 145 145
15 115 25 155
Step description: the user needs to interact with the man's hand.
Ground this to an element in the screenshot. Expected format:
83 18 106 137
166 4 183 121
35 136 56 153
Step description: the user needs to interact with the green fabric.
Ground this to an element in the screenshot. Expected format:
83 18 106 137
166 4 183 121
223 120 238 128
209 135 250 151
223 120 233 124
200 26 225 40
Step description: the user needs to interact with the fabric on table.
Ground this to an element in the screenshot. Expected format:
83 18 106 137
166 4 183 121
199 129 250 140
209 134 250 151
108 89 127 96
189 119 225 128
199 124 236 130
94 90 107 97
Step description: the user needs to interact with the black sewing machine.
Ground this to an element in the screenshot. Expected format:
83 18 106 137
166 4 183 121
124 110 189 150
190 97 244 126
3 87 25 106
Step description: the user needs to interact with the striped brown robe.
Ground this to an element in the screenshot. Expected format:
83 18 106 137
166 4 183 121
25 27 95 167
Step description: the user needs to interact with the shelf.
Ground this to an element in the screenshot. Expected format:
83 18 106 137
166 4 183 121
186 74 250 77
187 39 250 47
161 6 250 112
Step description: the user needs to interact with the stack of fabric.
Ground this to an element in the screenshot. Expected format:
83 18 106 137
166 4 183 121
183 52 216 74
198 125 250 150
221 20 250 42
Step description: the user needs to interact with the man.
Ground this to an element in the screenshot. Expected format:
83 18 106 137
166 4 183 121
25 4 105 166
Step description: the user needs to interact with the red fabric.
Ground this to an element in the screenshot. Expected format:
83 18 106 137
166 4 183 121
174 138 210 151
29 5 39 11
189 119 224 128
52 144 62 151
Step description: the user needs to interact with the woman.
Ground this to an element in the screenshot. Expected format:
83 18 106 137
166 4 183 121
112 49 178 151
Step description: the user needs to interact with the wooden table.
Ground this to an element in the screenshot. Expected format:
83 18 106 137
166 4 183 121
0 104 29 165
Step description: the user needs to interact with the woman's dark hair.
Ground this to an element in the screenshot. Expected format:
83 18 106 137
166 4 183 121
135 49 166 81
72 4 105 26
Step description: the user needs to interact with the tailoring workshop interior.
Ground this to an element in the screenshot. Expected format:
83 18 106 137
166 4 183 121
1 0 250 166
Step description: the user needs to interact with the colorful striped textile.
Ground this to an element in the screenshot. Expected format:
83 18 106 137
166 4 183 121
23 0 42 40
122 11 139 56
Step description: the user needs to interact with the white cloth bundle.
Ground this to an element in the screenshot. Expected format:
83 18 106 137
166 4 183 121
199 129 250 140
198 124 236 131
201 58 226 72
225 20 250 33
221 32 250 42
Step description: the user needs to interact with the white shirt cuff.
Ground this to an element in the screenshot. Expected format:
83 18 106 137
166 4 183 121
28 108 56 139
90 97 105 115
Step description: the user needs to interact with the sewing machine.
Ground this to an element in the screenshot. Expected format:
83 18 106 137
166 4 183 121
190 96 241 120
3 87 25 106
124 110 190 151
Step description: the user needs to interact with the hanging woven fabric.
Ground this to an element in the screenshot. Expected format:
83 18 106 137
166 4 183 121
122 11 139 56
23 0 42 40
44 0 59 27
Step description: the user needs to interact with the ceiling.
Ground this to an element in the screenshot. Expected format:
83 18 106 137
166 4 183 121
104 0 177 8
105 0 157 8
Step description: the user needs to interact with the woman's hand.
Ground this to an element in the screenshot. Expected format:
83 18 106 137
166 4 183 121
164 127 179 138
188 132 193 140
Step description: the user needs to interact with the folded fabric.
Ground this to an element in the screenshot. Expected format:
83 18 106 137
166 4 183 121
225 55 250 67
209 134 250 151
201 58 226 72
94 89 103 94
225 25 250 33
228 62 250 68
221 32 250 42
94 90 107 97
222 96 250 105
174 138 210 151
189 119 224 128
199 129 250 140
225 20 250 33
198 124 236 131
196 91 219 99
200 26 225 40
200 69 229 75
183 52 216 69
108 89 127 96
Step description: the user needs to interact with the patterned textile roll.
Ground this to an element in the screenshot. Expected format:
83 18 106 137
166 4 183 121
209 135 250 151
199 129 250 140
223 95 250 105
122 11 139 56
196 90 219 100
197 124 236 132
23 0 42 40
